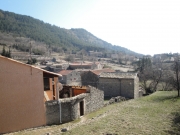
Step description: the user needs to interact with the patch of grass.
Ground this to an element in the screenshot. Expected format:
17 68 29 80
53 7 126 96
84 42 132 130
63 91 180 135
10 91 180 135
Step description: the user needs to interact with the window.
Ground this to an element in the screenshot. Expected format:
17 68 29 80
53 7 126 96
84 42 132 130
44 78 50 90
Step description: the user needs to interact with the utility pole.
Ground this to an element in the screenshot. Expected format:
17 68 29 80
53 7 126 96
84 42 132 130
29 42 32 64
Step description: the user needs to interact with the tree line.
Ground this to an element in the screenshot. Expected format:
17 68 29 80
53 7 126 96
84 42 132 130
137 57 180 97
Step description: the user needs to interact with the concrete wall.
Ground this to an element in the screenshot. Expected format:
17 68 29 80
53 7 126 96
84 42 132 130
0 57 46 134
45 86 104 124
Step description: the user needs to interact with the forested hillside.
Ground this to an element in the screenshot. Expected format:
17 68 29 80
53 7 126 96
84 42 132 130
0 9 142 56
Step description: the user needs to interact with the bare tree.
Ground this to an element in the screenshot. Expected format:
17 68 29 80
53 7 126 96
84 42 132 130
149 68 162 92
65 55 74 63
172 59 180 96
138 57 162 94
161 70 174 91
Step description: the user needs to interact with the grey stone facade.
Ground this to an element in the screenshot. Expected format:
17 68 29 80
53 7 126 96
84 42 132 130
97 72 139 99
81 71 99 87
85 86 104 113
45 86 104 125
59 70 81 86
81 69 115 88
49 64 69 73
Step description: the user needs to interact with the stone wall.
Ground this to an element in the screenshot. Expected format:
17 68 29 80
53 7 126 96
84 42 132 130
120 79 134 98
66 71 81 85
45 86 104 125
98 78 121 97
81 71 99 87
45 94 87 124
85 86 104 113
45 100 60 125
59 71 81 86
98 77 139 99
134 76 139 99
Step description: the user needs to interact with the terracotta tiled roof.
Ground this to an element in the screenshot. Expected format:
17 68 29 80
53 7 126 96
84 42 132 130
58 70 73 75
91 68 115 75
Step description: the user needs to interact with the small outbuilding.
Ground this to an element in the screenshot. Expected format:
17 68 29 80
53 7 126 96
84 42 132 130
97 72 139 99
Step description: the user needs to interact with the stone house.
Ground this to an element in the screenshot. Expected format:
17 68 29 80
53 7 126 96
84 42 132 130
91 62 103 69
49 63 69 73
0 56 62 134
81 68 115 88
58 70 81 86
45 86 104 124
97 72 139 99
69 62 103 70
89 51 103 57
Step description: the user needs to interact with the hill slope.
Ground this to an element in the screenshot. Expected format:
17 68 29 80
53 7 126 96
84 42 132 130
7 91 180 134
0 9 142 56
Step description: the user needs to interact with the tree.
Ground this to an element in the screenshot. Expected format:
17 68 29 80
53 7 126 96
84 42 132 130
148 68 162 92
161 70 174 91
27 58 37 65
7 46 11 58
172 59 180 96
1 45 11 58
1 45 6 56
137 57 162 94
65 55 74 63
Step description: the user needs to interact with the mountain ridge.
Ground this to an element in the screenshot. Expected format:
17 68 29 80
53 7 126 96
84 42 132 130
0 9 143 57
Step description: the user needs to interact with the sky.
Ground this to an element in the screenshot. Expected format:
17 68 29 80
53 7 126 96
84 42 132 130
0 0 180 56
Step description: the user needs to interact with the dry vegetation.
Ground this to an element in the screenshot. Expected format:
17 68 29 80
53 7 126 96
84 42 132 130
63 91 180 135
8 91 180 135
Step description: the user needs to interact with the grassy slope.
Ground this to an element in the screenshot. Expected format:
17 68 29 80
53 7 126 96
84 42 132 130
63 91 180 135
8 91 180 135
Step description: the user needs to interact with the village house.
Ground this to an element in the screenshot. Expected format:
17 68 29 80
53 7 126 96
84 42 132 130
89 51 103 57
97 72 139 99
0 56 61 134
69 62 103 70
58 70 81 86
0 56 104 134
48 63 69 73
81 68 116 88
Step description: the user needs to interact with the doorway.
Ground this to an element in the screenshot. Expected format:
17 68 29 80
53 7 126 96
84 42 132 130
79 101 84 116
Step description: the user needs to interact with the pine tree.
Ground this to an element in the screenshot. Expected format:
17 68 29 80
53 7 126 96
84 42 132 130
1 45 6 56
1 45 11 58
8 46 11 58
